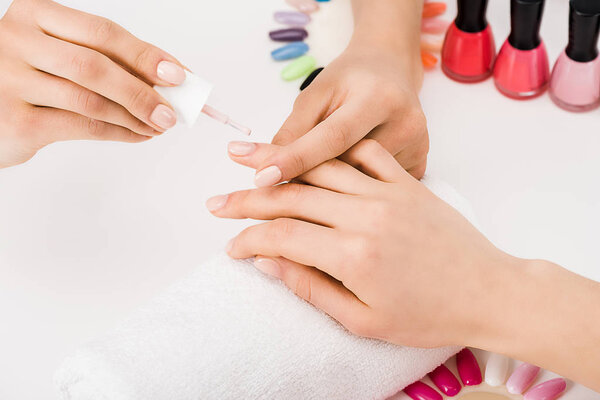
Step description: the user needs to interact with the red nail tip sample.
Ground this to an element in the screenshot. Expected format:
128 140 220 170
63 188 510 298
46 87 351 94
404 381 443 400
456 348 482 386
428 365 461 397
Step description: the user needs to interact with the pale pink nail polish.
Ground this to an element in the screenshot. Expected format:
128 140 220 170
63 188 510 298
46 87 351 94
428 364 461 397
456 348 482 386
254 166 282 187
403 381 443 400
206 194 228 212
421 18 451 34
150 104 177 130
285 0 319 14
254 258 282 279
524 378 567 400
156 61 186 85
507 363 541 394
228 141 256 156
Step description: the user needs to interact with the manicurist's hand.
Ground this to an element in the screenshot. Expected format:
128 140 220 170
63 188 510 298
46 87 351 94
0 0 185 168
210 140 600 391
227 0 429 186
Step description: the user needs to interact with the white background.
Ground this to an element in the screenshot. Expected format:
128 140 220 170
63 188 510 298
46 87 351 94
0 0 598 399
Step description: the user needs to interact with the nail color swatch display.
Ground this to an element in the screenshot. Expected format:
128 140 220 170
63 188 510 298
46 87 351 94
269 0 451 89
441 0 600 112
395 348 568 400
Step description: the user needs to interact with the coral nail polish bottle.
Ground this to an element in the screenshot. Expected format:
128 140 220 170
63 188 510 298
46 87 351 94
549 0 600 112
493 0 549 99
442 0 496 82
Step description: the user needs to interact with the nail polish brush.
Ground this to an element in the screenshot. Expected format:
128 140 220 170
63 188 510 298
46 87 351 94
154 70 251 135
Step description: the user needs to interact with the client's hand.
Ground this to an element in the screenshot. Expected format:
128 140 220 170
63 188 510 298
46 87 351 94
0 0 185 168
207 139 514 348
227 40 429 187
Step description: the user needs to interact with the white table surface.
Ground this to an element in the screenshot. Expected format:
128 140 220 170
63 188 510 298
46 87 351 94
0 0 598 399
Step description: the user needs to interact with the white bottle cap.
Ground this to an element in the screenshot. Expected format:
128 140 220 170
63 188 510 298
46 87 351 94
154 70 213 126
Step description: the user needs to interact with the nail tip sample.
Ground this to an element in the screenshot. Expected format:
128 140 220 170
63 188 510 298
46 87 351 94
404 381 443 400
281 55 316 81
523 378 566 400
428 365 461 397
300 67 324 90
506 363 541 394
271 42 310 61
274 10 311 26
269 27 309 42
456 348 482 386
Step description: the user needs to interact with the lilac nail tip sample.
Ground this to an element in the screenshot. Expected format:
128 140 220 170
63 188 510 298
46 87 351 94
428 365 461 397
403 381 443 400
274 10 311 26
507 363 541 394
456 348 482 386
269 27 309 42
271 42 309 61
523 378 567 400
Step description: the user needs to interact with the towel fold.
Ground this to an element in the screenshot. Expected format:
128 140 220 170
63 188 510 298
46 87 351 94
55 176 475 400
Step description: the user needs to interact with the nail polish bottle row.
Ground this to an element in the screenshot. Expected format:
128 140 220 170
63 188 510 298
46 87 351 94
441 0 600 112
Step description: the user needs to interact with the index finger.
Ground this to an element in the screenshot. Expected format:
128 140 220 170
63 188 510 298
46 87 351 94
254 101 383 187
34 1 185 86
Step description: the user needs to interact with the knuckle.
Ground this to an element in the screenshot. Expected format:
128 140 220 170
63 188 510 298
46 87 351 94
272 218 297 238
128 85 154 111
70 52 102 80
133 44 158 73
74 89 106 115
345 234 378 270
277 183 305 204
358 138 384 155
84 118 107 138
89 17 115 46
292 274 313 303
366 200 395 224
322 119 351 155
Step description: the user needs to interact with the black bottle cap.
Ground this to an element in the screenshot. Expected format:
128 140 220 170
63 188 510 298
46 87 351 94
566 0 600 62
455 0 489 33
508 0 545 50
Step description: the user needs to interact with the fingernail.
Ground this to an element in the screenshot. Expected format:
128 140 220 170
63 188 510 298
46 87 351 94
206 194 228 212
253 257 282 279
228 141 256 156
506 363 541 394
225 238 235 254
156 61 186 85
524 378 567 400
456 348 482 386
150 104 177 130
403 381 443 400
254 165 282 187
485 353 510 387
428 365 461 397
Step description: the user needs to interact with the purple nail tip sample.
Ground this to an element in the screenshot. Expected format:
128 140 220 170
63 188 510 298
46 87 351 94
269 28 309 42
274 10 311 26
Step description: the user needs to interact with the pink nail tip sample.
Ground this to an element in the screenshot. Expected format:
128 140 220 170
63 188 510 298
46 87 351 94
456 348 482 386
506 363 541 394
428 365 461 397
524 378 567 400
403 381 443 400
274 10 311 26
285 0 319 14
421 18 450 34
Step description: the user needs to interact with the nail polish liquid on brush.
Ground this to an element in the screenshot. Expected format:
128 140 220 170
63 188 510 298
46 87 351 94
549 0 600 112
442 0 496 83
493 0 549 99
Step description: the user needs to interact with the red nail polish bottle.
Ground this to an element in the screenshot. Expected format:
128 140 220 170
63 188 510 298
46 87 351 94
442 0 496 83
493 0 549 99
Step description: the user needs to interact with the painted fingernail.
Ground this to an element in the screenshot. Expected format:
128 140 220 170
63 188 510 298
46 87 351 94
524 378 567 400
506 363 541 394
456 348 482 386
225 238 235 254
254 165 282 187
428 365 461 397
485 353 510 387
403 381 443 400
228 141 256 156
150 104 177 130
157 61 186 85
206 194 228 212
253 257 282 279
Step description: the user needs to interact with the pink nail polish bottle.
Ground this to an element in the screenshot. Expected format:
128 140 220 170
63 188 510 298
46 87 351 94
493 0 549 99
549 0 600 112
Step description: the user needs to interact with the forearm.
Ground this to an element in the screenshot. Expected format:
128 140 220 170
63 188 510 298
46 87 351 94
350 0 424 88
472 257 600 391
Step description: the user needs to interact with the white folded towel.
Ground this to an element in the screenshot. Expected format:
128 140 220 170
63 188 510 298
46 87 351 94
55 176 475 400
